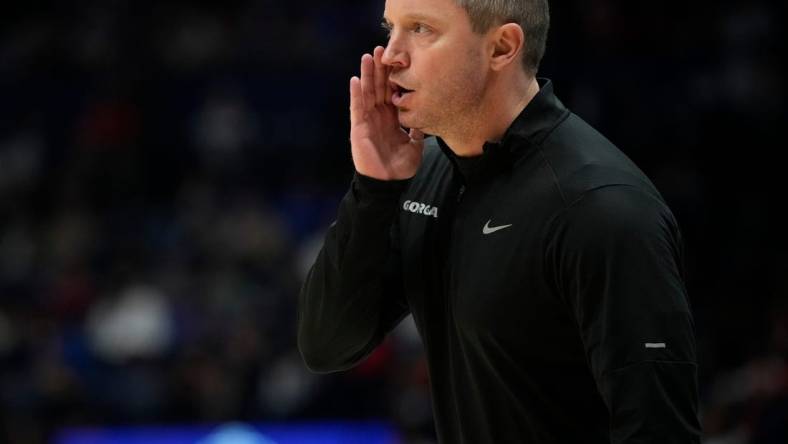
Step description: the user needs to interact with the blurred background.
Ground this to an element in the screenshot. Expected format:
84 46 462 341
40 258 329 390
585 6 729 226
1 0 786 443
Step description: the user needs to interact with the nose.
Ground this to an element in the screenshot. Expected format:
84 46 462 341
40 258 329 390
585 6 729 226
381 35 409 68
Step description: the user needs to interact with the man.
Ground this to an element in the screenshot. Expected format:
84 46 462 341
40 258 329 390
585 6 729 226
298 0 702 442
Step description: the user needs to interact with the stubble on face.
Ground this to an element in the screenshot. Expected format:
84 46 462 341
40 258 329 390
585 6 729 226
397 38 488 141
430 45 488 140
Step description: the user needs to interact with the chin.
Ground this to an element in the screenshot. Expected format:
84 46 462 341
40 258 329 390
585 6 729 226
397 109 422 130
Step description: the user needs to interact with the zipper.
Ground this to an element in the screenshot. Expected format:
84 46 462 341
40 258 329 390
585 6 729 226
446 180 466 317
441 176 466 431
456 185 466 203
438 178 466 308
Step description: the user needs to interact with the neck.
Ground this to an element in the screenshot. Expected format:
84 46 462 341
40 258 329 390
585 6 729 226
441 74 540 157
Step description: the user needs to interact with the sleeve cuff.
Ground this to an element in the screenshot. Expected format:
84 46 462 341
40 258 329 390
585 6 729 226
353 172 411 201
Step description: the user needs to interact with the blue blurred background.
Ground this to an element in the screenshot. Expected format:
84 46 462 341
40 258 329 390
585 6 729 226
1 0 786 443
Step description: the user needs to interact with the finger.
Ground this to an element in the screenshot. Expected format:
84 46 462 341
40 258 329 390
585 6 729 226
360 54 376 111
350 76 363 125
388 65 396 104
373 46 386 106
385 65 395 105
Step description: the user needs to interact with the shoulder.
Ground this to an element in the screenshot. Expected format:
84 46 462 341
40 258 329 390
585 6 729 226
548 184 680 256
564 184 674 229
537 112 662 208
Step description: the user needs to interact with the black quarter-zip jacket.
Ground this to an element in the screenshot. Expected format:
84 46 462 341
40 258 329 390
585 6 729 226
298 79 701 443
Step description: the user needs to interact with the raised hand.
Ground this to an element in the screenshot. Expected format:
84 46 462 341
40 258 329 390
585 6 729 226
349 46 424 181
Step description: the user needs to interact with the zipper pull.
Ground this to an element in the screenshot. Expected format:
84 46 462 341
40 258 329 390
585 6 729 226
456 185 466 203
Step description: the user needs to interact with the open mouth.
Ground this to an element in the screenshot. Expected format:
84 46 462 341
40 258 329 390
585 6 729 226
391 83 415 105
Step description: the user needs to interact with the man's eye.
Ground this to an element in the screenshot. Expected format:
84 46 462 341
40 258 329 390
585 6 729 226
413 24 429 34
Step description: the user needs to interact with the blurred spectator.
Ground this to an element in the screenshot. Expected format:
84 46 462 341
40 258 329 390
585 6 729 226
86 284 174 362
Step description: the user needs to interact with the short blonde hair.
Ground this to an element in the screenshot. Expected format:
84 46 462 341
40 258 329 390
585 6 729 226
457 0 550 75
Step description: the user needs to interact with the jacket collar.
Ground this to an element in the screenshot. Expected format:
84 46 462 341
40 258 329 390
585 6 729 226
437 78 569 184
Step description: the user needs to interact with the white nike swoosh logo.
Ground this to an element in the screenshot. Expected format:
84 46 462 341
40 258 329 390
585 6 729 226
483 220 513 235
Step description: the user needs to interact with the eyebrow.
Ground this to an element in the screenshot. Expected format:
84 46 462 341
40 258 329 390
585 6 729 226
381 13 444 28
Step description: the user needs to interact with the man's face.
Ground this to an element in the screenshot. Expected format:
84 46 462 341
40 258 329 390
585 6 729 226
382 0 490 135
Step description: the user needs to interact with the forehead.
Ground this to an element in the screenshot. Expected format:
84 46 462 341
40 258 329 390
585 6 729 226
383 0 467 23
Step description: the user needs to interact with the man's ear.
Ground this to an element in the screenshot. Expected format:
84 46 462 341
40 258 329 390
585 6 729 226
489 23 525 72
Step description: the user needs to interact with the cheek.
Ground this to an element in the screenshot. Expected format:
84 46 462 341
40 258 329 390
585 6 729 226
428 44 485 89
411 40 487 108
442 61 486 100
420 55 470 90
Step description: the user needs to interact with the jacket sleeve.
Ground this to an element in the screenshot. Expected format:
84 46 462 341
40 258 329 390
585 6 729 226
297 172 411 373
545 185 702 443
